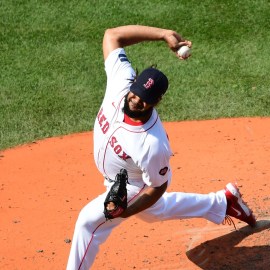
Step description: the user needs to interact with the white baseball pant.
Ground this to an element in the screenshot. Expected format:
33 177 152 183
66 182 227 270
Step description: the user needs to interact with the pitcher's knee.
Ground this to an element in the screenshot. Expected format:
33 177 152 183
75 206 104 233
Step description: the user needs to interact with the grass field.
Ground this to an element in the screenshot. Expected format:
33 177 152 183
1 0 270 150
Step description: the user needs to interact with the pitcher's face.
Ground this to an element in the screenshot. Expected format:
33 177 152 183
123 92 154 119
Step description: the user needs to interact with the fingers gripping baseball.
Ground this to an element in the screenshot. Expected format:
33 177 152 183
104 169 129 220
163 30 192 60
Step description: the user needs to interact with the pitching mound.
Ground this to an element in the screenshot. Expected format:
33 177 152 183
1 117 269 269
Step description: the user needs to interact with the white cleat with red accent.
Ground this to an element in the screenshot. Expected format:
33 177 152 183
224 183 256 227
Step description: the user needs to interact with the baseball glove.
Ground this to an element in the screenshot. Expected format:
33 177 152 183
104 169 129 220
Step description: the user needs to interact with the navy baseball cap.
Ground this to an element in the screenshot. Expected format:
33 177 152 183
130 67 169 104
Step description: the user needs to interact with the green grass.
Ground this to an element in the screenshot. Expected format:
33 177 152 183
1 0 270 150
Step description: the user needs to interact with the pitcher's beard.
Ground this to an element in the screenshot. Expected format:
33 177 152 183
122 94 153 119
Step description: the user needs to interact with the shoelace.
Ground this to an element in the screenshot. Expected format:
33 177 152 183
222 215 237 231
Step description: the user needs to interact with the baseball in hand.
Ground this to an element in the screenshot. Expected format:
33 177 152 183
177 46 191 59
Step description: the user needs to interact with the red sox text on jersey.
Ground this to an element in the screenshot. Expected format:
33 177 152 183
97 107 131 162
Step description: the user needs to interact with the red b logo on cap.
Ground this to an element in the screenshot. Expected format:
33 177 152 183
143 78 154 89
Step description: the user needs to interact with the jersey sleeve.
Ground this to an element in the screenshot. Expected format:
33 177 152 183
104 48 136 100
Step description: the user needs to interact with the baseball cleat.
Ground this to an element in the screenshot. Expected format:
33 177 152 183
224 183 256 227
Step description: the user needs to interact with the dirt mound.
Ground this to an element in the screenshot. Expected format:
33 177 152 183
1 117 269 269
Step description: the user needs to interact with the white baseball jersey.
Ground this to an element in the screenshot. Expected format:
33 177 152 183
93 48 173 188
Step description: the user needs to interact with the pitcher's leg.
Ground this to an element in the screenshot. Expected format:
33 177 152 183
66 193 124 270
137 190 227 224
